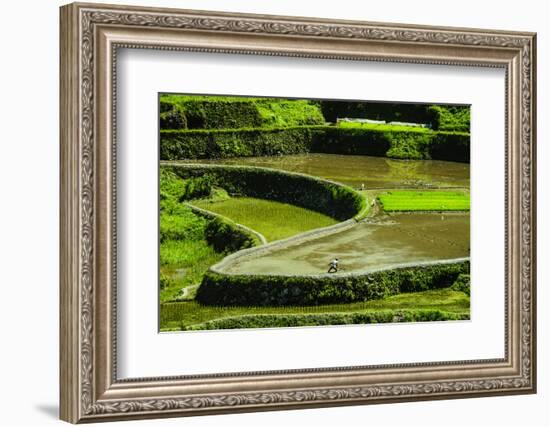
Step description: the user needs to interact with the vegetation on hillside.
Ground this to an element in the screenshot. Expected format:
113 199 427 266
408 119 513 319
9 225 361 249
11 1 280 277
451 273 471 296
160 94 470 162
160 94 324 130
160 93 470 134
159 169 260 302
166 164 367 221
159 164 365 303
428 105 470 132
196 261 469 306
160 288 469 331
160 126 321 159
161 125 470 162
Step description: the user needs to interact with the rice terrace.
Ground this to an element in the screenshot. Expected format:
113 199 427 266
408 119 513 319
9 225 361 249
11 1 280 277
159 94 471 332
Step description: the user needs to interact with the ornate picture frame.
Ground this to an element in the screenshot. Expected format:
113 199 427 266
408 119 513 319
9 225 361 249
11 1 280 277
60 2 536 423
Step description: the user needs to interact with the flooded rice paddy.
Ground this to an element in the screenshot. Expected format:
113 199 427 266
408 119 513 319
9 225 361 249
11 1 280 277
225 213 470 275
190 153 470 189
180 153 470 275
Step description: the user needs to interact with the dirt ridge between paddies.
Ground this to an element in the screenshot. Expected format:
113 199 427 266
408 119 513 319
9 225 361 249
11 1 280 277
212 248 470 278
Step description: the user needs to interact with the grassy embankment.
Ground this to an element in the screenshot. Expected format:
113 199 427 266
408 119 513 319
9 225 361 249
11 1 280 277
159 170 223 301
161 288 470 331
166 163 368 222
160 94 325 129
160 169 264 302
331 121 469 160
378 190 470 212
160 94 471 162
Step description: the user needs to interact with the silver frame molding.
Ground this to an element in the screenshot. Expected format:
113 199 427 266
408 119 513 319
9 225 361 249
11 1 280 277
60 2 537 423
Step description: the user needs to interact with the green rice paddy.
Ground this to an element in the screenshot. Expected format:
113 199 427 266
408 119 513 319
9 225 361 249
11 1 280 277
192 197 338 242
378 190 470 212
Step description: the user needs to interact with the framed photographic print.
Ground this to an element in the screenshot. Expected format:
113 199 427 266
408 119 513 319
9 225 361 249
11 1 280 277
59 2 537 423
158 94 472 332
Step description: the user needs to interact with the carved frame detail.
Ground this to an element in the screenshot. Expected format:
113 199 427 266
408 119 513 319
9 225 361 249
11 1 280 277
60 2 536 423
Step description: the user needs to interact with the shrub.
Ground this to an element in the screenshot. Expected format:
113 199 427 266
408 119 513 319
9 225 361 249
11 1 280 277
204 217 259 253
429 131 470 162
451 273 470 296
194 101 262 129
159 168 260 252
384 131 433 160
427 105 470 132
160 126 320 160
160 126 469 163
159 103 187 129
164 164 366 221
311 126 467 161
160 96 472 132
179 175 214 201
160 168 187 201
311 126 390 156
160 97 262 129
159 170 212 242
256 100 325 127
159 210 206 242
159 273 172 290
159 95 325 130
195 261 470 306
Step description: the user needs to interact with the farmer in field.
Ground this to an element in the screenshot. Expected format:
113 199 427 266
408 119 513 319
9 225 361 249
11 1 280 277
327 257 339 273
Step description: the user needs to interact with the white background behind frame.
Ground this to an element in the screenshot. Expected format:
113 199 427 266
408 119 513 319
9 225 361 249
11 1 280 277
2 0 547 426
116 48 505 378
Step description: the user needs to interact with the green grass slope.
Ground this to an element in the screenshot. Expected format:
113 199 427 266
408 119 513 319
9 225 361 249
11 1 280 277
160 94 325 130
160 169 260 302
160 288 470 331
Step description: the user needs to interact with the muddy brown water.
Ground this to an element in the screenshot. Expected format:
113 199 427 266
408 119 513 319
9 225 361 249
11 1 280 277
177 154 470 275
226 213 470 275
189 153 470 189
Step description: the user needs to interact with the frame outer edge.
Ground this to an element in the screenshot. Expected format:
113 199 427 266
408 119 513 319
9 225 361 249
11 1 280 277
528 33 537 393
68 1 537 37
60 2 537 422
60 3 81 424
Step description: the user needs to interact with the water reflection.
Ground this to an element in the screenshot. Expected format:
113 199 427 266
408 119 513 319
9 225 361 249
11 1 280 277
189 153 470 189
